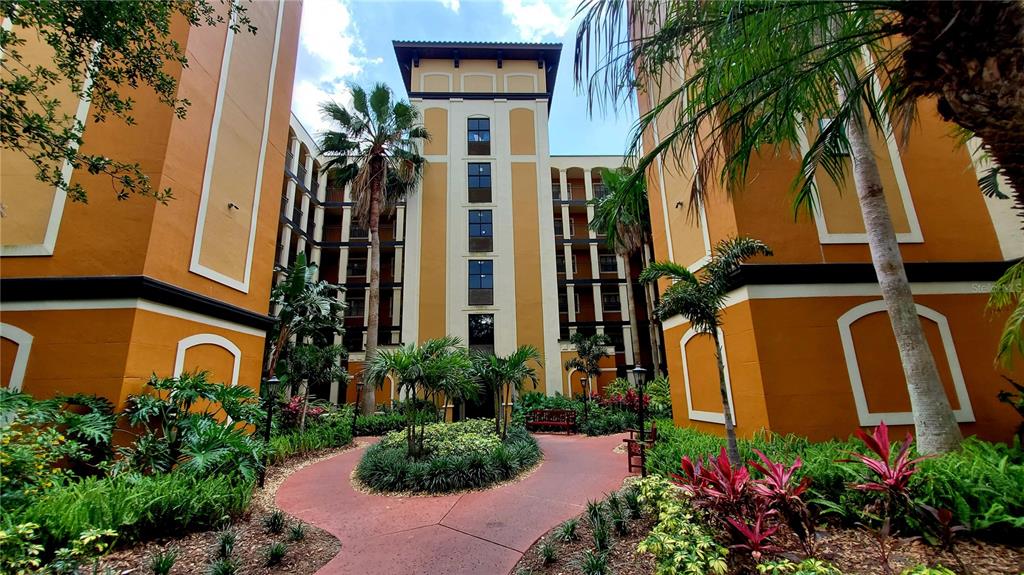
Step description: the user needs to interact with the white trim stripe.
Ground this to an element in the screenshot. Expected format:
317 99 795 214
680 328 736 425
174 333 242 387
0 323 33 391
837 300 974 426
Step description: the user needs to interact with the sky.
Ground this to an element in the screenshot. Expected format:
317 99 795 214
291 0 636 156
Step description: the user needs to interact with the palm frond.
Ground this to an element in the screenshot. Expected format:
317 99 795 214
639 261 696 284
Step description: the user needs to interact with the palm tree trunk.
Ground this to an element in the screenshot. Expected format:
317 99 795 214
299 382 310 431
712 329 741 467
265 326 290 378
641 249 663 378
362 174 383 416
843 84 962 454
622 255 645 372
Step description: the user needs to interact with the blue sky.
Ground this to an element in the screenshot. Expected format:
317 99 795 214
292 0 636 155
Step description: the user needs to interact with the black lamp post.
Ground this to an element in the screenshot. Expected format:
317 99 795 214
259 375 280 488
350 373 365 438
632 366 647 477
580 374 590 425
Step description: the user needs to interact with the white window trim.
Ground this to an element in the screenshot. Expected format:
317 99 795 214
0 323 33 391
680 328 736 425
502 73 539 92
837 300 974 426
571 253 579 275
568 217 577 237
574 292 581 314
189 0 286 292
173 333 242 387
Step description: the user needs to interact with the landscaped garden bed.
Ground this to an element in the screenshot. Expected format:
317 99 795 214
354 418 542 494
516 422 1024 575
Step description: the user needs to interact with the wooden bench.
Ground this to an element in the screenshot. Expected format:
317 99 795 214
525 409 576 435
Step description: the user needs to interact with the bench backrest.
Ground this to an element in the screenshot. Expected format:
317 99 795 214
526 408 576 422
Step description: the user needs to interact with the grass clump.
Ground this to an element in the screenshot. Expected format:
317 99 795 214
262 510 287 535
263 541 288 567
148 548 177 575
557 518 579 543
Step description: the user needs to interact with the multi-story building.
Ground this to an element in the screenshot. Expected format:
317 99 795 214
637 55 1023 441
1 2 302 403
273 41 661 413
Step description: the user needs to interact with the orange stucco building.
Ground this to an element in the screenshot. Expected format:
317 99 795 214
1 2 302 404
638 66 1024 442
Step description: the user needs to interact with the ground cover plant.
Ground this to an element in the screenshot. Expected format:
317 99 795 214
354 418 542 493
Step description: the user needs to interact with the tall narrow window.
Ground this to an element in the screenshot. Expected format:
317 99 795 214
468 314 495 354
552 182 561 199
468 260 494 305
468 118 491 155
568 218 577 237
468 163 492 203
556 254 566 273
553 217 563 236
468 210 493 252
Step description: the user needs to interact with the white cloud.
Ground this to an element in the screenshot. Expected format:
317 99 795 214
293 0 380 136
438 0 460 13
500 0 574 42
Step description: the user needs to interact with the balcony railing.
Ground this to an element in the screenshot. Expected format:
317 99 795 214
297 163 308 183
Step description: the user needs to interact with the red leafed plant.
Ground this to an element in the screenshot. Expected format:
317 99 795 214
749 449 816 556
281 395 325 428
844 422 930 498
671 447 751 510
726 508 783 562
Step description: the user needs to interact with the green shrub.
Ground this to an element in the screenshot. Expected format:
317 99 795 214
13 472 252 550
539 541 557 565
578 549 609 575
634 476 729 575
206 558 239 575
355 411 409 436
263 541 287 567
557 518 579 542
263 510 287 534
646 424 1024 536
288 522 306 542
214 529 235 559
268 406 353 464
149 548 177 575
757 559 843 575
355 422 541 493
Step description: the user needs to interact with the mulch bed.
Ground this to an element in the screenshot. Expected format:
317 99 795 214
96 442 361 575
515 479 1024 575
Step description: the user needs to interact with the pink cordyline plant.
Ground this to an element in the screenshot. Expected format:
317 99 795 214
749 448 811 503
844 422 931 497
725 508 783 561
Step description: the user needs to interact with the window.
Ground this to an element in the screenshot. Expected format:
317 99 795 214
571 254 578 274
599 254 618 273
574 292 581 314
558 292 568 313
350 225 368 239
346 294 365 317
468 260 494 305
602 290 621 312
556 254 565 274
468 163 492 203
468 314 495 354
468 210 493 252
593 182 608 198
347 255 367 277
605 326 625 351
468 118 491 155
553 217 563 236
552 182 561 199
568 218 577 237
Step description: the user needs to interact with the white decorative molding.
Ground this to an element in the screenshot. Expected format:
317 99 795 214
0 323 33 391
173 333 242 387
680 328 736 425
419 72 452 92
461 73 496 92
502 73 538 92
0 299 266 338
837 300 975 426
189 0 285 292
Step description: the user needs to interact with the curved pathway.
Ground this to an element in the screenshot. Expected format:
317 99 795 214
276 433 630 574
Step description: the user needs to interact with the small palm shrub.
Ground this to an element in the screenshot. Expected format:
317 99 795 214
623 487 642 519
288 522 306 542
263 510 287 535
148 548 177 575
263 541 288 567
206 558 239 575
591 516 611 552
578 550 609 575
557 518 579 542
355 421 541 494
539 541 557 565
214 529 235 559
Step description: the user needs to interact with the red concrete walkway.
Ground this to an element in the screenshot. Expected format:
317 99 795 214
276 433 630 575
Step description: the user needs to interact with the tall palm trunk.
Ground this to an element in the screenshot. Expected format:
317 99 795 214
362 167 383 416
712 329 741 467
898 0 1024 211
642 249 663 377
621 254 644 373
843 84 962 454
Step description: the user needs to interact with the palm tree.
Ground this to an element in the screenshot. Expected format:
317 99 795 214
364 336 476 458
319 83 429 416
472 346 543 440
641 237 773 467
575 1 964 454
265 253 345 380
590 167 660 376
564 331 611 400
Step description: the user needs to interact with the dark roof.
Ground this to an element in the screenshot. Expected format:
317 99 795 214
392 40 562 103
